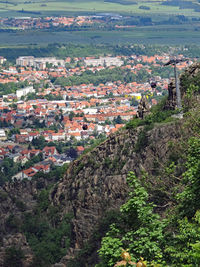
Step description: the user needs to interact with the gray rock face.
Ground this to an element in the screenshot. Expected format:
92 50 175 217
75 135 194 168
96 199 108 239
0 181 37 236
181 62 200 79
51 121 183 264
0 233 33 267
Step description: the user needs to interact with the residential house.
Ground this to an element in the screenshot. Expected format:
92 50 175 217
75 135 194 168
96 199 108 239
43 146 58 158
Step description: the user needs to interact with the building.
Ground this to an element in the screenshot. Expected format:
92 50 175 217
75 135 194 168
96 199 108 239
16 56 35 66
0 56 6 64
16 86 35 99
0 129 7 141
16 56 65 69
84 57 123 67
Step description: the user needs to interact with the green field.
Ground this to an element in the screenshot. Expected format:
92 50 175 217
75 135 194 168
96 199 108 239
0 25 200 46
0 0 200 17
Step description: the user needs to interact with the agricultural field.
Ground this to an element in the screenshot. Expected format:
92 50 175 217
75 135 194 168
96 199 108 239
0 0 199 17
1 25 200 46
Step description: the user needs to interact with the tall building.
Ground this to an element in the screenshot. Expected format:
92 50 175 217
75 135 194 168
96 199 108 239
16 56 65 69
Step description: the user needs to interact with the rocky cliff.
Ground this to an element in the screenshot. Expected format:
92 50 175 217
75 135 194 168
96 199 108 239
51 119 185 266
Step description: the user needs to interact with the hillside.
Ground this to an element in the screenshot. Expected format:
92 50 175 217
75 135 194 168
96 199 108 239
0 63 199 266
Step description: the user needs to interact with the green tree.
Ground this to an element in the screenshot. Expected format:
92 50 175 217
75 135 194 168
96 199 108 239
8 128 20 137
114 115 123 124
165 211 200 266
176 136 200 219
55 115 59 122
98 172 165 266
32 136 46 149
69 111 75 121
130 98 139 107
3 246 24 267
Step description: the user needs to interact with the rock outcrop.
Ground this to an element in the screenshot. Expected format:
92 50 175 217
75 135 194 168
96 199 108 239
0 233 33 267
51 121 184 264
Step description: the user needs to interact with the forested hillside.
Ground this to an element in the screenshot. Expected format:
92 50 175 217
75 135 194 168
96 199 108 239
0 63 200 266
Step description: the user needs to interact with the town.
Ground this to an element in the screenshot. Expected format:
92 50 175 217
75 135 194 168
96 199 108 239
0 14 124 30
0 51 194 183
0 16 99 30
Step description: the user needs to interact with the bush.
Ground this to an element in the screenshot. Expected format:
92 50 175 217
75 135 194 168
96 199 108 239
15 200 26 212
5 214 21 231
0 191 8 201
3 246 24 267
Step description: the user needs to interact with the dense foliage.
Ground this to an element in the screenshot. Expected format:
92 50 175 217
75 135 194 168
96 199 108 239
53 67 136 86
97 172 165 266
3 246 24 267
0 81 29 95
22 188 73 266
126 96 177 130
0 44 166 62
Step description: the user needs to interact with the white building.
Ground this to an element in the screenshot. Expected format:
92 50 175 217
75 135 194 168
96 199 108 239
0 129 7 141
16 56 65 69
84 57 123 67
16 86 35 99
83 108 98 114
16 56 35 66
0 56 7 64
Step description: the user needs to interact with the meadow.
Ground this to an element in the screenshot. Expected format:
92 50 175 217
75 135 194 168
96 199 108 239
1 25 200 46
0 0 199 17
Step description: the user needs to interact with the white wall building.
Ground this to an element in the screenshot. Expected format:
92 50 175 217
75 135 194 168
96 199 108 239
0 56 7 64
16 56 65 69
16 86 35 99
83 108 98 114
84 57 123 67
0 129 7 141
